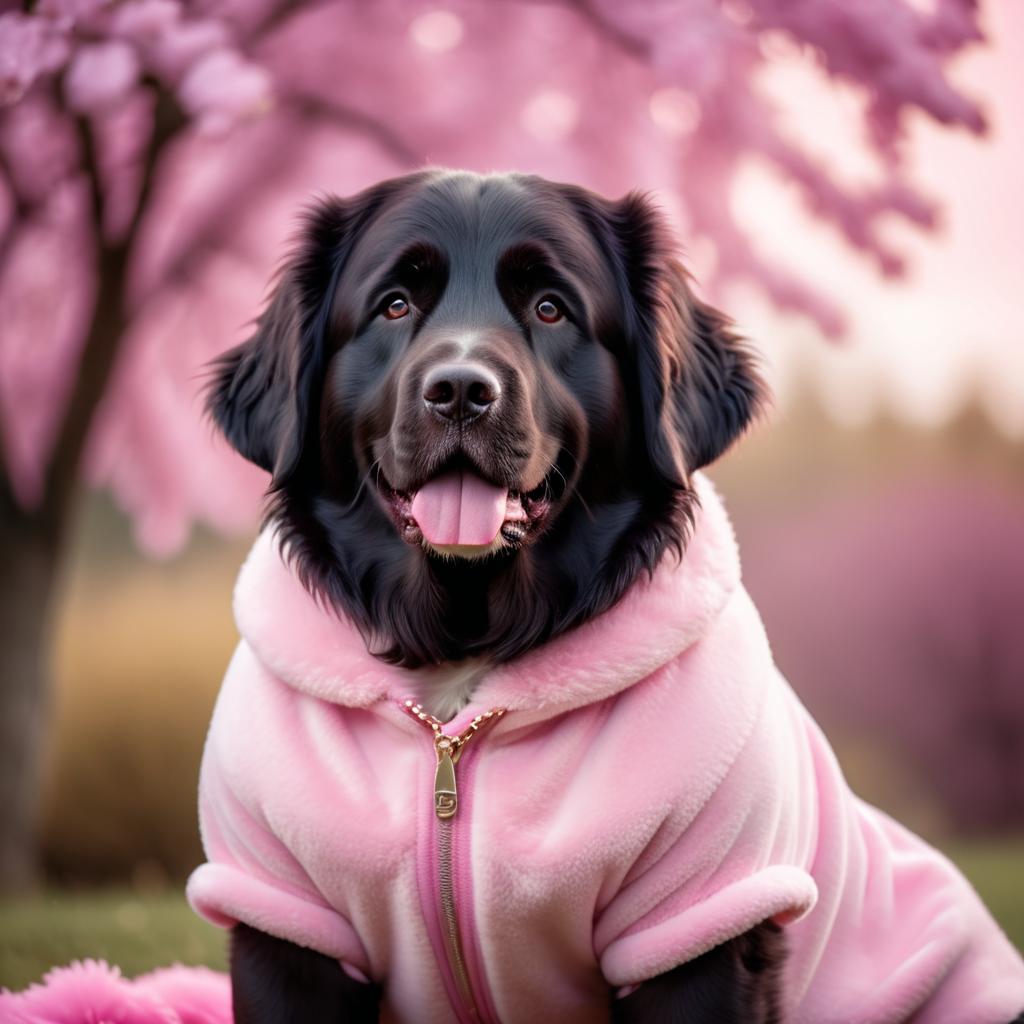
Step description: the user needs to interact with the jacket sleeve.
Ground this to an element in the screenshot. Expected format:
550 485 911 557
596 868 817 989
592 610 820 989
186 643 369 973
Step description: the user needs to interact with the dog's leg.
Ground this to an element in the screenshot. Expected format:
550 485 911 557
230 923 380 1023
609 920 785 1024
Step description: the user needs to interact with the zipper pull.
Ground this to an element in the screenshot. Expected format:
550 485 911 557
401 699 507 821
434 735 458 819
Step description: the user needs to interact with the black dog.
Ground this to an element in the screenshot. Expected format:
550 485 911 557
207 169 774 1020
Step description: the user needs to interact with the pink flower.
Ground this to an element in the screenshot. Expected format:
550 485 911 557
64 40 140 114
178 48 273 135
0 13 70 106
0 0 997 546
145 18 229 81
36 0 109 21
109 0 182 42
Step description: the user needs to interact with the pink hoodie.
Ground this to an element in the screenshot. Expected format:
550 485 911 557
187 473 1024 1024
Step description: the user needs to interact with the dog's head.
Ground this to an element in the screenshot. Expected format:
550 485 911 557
209 170 765 665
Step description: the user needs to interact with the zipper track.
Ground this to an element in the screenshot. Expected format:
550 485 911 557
402 700 505 1024
438 818 477 1015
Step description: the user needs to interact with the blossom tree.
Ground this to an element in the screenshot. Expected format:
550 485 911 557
0 0 987 888
741 479 1024 833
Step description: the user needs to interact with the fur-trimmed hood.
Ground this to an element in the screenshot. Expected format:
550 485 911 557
233 471 740 715
190 474 1024 1024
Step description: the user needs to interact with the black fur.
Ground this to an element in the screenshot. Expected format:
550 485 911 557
561 187 764 485
211 170 773 1020
207 174 432 485
207 171 765 668
229 920 786 1023
230 923 380 1023
610 921 786 1024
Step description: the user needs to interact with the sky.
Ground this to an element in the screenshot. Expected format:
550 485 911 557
723 1 1023 436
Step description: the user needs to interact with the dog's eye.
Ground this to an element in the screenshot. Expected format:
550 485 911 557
535 298 563 323
383 296 410 320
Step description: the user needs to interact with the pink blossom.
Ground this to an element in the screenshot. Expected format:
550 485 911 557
145 18 230 81
36 0 110 21
0 181 94 508
0 13 70 106
92 92 153 241
0 92 79 203
109 0 182 42
64 40 140 115
177 48 273 135
0 0 993 552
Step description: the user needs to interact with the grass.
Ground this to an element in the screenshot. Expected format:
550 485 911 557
946 838 1024 953
0 888 226 993
2 840 1021 993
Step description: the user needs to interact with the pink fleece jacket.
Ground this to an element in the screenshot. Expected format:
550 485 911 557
187 473 1024 1024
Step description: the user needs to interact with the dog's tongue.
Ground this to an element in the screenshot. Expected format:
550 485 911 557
410 469 508 546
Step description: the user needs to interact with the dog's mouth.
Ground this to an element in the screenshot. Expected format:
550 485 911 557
376 459 558 557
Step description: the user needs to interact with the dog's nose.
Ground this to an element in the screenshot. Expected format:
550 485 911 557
422 364 501 423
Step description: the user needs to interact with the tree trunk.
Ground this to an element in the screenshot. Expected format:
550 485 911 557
0 85 185 891
0 498 60 892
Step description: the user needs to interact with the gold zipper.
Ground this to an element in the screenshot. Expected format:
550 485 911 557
402 700 506 1021
438 817 475 1016
401 700 506 820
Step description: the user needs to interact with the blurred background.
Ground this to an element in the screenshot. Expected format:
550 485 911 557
1 0 1021 990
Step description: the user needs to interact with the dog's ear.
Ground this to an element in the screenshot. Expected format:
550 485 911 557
206 178 416 486
645 253 767 482
571 187 767 486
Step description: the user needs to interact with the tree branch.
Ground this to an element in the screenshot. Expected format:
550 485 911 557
286 91 422 166
39 83 185 539
152 90 420 297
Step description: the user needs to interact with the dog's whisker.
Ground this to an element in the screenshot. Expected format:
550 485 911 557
340 459 381 514
548 458 593 521
551 450 597 522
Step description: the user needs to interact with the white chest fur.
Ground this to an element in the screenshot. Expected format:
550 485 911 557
406 656 492 722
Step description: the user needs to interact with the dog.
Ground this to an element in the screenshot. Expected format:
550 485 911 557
190 169 1024 1023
